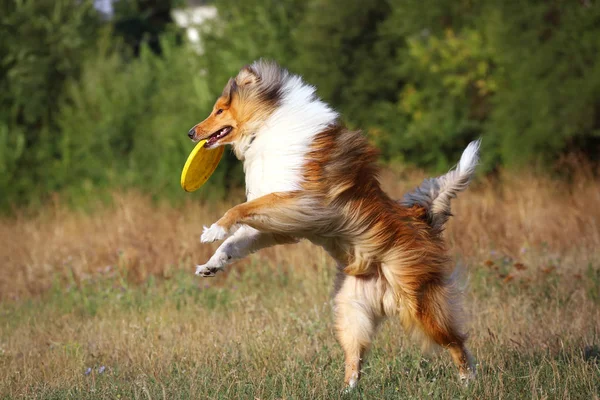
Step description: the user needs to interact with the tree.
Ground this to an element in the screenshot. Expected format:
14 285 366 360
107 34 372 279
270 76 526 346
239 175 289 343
293 0 398 127
112 0 180 55
487 1 600 168
0 0 101 208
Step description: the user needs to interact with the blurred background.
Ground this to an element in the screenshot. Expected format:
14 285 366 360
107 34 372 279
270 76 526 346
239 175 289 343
2 0 599 212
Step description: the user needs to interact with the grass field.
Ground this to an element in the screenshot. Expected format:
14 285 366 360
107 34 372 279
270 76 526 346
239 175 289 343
1 170 600 399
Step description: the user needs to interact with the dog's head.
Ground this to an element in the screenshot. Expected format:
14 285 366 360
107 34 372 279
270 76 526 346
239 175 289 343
187 61 286 157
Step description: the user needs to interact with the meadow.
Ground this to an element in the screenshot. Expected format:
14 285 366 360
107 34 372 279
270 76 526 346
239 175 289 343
1 170 600 399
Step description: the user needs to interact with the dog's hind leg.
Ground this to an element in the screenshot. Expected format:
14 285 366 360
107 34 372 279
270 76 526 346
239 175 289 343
334 274 382 390
404 280 475 382
196 225 297 277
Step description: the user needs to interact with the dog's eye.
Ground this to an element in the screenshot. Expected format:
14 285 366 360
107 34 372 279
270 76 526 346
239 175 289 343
215 109 223 116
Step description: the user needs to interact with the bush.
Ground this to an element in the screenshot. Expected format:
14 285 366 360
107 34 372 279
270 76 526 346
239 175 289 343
372 27 496 170
200 0 306 94
2 0 600 211
486 1 600 168
0 0 101 208
56 35 238 203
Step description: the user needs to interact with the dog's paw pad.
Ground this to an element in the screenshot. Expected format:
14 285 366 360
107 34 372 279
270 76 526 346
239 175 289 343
201 224 228 243
195 264 218 277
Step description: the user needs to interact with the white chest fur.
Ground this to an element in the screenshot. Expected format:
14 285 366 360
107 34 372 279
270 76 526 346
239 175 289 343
242 76 338 201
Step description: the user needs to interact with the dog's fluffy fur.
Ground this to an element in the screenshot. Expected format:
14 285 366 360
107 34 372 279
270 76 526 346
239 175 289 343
189 60 479 388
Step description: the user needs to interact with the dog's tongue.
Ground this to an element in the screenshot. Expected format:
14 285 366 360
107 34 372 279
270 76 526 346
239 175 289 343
204 136 218 147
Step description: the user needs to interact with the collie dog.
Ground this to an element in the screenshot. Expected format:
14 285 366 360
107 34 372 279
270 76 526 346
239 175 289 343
188 60 479 389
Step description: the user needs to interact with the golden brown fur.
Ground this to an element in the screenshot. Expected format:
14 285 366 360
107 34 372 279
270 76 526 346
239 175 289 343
191 61 476 389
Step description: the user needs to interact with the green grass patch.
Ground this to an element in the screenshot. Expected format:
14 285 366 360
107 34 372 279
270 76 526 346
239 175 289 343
1 258 599 399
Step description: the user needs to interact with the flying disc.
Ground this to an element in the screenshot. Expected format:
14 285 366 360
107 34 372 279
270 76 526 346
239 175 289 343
180 140 224 192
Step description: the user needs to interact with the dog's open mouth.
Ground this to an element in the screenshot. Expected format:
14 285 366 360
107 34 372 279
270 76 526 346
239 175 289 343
204 126 232 148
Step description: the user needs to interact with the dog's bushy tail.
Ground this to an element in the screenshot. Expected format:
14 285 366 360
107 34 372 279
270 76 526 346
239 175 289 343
401 140 481 230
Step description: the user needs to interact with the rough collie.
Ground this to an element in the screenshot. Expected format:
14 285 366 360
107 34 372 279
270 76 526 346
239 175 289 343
188 60 479 389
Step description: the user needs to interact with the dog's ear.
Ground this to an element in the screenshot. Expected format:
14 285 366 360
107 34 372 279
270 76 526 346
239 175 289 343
237 65 260 86
221 78 237 105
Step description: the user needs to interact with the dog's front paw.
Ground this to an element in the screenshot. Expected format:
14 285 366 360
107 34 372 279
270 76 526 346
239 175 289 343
195 264 221 277
201 224 228 243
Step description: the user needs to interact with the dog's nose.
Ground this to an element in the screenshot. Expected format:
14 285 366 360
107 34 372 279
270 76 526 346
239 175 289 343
187 127 196 139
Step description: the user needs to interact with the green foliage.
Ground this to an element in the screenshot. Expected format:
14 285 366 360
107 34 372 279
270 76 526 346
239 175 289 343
292 0 398 122
2 0 600 210
56 35 234 201
0 122 25 198
486 1 600 168
112 0 179 55
200 0 306 94
374 27 497 169
0 0 100 208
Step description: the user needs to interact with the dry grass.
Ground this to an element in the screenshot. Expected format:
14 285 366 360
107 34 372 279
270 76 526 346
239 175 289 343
1 170 600 398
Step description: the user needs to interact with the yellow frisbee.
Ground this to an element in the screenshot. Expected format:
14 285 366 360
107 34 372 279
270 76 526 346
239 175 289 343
180 140 224 192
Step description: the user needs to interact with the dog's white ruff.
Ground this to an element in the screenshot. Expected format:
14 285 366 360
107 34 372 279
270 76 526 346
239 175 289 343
241 75 338 201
